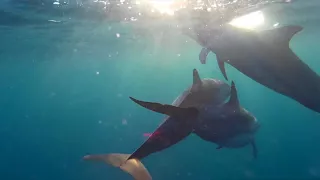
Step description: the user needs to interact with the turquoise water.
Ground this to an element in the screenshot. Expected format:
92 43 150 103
1 0 320 179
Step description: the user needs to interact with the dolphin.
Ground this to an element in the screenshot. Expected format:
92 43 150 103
192 81 260 158
83 80 259 180
112 81 258 179
83 69 231 180
130 81 260 158
187 23 320 114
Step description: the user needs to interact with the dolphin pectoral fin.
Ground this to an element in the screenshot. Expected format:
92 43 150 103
199 48 210 64
216 145 223 149
216 55 228 81
251 140 258 159
191 68 202 92
129 97 199 119
227 81 240 108
83 153 152 180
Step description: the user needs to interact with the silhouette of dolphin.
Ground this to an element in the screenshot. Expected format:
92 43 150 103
130 81 259 159
83 81 259 180
193 81 260 157
187 24 320 113
83 69 231 180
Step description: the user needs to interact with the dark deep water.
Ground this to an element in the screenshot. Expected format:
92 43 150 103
1 0 320 179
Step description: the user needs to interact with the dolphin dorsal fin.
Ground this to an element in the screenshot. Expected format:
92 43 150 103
193 68 202 85
227 81 239 107
259 25 303 47
129 97 199 120
191 69 202 92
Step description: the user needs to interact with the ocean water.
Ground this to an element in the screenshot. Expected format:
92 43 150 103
1 0 320 180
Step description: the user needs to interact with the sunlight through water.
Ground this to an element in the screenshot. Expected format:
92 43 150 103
229 11 265 30
149 0 175 15
137 0 186 16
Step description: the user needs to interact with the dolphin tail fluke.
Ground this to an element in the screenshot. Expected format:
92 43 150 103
83 153 152 180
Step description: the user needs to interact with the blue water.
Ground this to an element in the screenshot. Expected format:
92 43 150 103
1 0 320 179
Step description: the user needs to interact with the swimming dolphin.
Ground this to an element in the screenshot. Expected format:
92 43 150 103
187 23 320 114
192 81 260 158
84 81 258 180
116 81 259 177
83 69 231 180
130 81 260 159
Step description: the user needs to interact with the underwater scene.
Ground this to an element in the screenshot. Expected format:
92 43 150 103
1 0 320 179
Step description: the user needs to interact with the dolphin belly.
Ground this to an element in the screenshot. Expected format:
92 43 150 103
192 106 241 145
193 126 254 149
220 133 254 148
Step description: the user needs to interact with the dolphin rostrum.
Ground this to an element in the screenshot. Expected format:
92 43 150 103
187 23 320 114
83 69 231 180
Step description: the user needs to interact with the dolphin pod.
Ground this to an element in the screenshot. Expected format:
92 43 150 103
83 69 231 179
186 23 320 114
82 23 319 180
83 6 320 179
84 69 259 180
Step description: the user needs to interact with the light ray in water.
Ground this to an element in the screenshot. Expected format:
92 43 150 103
229 11 265 30
149 0 176 15
136 0 187 16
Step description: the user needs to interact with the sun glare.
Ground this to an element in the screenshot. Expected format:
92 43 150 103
136 0 185 16
134 0 265 23
150 0 175 15
229 11 265 30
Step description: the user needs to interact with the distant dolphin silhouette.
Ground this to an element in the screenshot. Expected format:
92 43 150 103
186 24 320 114
83 69 231 180
84 80 259 180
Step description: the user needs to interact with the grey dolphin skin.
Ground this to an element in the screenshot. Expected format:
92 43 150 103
192 81 260 158
188 24 320 114
171 69 231 108
124 81 259 179
85 81 258 180
132 81 260 160
83 69 231 180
